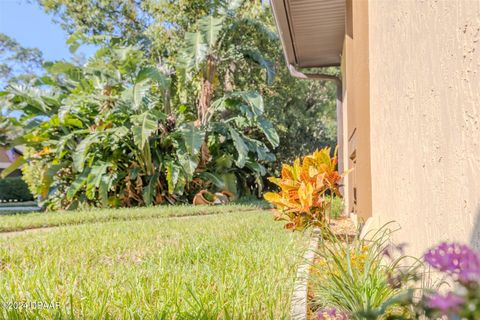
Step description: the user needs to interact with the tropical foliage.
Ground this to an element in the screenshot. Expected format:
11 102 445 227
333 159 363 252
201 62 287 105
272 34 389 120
1 34 277 209
32 0 338 176
1 0 338 209
264 147 343 230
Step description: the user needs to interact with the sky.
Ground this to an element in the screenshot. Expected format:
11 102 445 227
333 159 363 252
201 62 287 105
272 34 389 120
0 0 96 62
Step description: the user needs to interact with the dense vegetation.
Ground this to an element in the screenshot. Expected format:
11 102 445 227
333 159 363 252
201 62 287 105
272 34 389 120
0 0 337 209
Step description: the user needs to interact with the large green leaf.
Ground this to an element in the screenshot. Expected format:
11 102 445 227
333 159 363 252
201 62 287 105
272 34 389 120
178 123 205 155
98 175 112 207
245 160 266 176
228 126 248 168
56 132 76 159
176 152 198 178
243 136 276 162
86 162 110 200
180 32 207 71
143 173 158 206
133 79 150 110
132 111 158 150
173 125 201 178
0 156 25 178
197 171 225 189
257 116 279 148
244 50 276 85
44 61 83 81
136 67 170 91
73 134 99 172
198 16 224 49
39 164 62 199
166 162 180 194
7 84 50 114
174 175 186 195
230 91 264 117
221 173 238 197
66 170 90 201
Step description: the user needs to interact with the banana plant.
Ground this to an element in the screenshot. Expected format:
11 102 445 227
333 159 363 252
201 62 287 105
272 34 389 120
1 4 282 208
178 13 276 126
0 46 207 209
176 11 279 197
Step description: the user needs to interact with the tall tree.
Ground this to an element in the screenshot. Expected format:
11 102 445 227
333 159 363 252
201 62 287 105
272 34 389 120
0 33 44 85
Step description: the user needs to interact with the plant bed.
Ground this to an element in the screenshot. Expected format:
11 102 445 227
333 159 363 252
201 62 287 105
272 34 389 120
307 233 480 319
290 216 357 320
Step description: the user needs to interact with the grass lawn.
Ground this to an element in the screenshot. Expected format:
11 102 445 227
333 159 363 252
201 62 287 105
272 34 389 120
0 204 257 233
0 207 308 319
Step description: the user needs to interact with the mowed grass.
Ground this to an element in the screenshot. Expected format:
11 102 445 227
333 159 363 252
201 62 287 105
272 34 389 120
0 209 308 319
0 204 257 233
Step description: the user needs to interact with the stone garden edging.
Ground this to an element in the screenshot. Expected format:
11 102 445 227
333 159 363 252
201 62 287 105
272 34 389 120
291 228 321 320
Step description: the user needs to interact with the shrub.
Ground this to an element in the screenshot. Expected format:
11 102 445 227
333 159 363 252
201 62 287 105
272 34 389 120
1 43 278 210
0 177 34 201
263 147 342 230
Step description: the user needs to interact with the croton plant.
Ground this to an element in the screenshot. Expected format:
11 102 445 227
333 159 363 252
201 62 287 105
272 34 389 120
264 147 343 231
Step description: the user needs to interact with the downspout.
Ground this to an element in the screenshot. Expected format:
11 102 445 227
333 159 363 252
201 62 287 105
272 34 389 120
288 64 344 174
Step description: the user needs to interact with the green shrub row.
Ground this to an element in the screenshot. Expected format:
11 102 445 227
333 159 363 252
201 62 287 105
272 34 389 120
0 177 34 201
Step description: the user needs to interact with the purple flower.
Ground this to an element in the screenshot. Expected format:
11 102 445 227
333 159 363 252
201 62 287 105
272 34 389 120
424 242 480 283
427 292 464 314
382 242 408 259
317 307 348 320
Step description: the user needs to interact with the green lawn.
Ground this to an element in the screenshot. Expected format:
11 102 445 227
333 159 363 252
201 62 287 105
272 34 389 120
0 207 308 319
0 204 258 233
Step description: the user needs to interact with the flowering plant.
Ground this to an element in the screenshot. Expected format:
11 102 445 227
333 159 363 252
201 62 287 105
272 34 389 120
317 307 348 320
362 242 480 319
263 147 343 230
421 242 480 319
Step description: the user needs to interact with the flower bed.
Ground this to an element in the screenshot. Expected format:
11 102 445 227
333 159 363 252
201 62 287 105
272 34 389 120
304 217 357 320
265 148 480 320
306 229 480 320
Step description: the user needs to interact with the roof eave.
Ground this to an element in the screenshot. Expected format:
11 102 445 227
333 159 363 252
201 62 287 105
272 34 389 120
270 0 345 69
270 0 298 67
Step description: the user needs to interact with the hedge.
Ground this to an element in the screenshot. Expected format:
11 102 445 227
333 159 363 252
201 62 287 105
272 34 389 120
0 177 34 201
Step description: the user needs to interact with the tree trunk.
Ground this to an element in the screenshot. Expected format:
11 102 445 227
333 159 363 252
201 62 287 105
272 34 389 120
197 55 216 126
224 62 236 92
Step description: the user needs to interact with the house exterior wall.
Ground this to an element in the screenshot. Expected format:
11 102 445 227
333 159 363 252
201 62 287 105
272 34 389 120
367 0 480 256
342 0 372 221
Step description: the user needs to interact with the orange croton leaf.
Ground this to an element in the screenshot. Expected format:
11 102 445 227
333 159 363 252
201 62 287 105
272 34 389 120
264 192 282 203
281 164 294 180
264 147 346 231
298 182 313 213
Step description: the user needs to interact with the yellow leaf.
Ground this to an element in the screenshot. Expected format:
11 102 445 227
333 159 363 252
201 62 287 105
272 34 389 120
264 192 282 204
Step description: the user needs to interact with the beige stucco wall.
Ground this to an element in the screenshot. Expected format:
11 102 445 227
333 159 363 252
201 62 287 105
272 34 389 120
368 0 480 257
343 0 372 220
